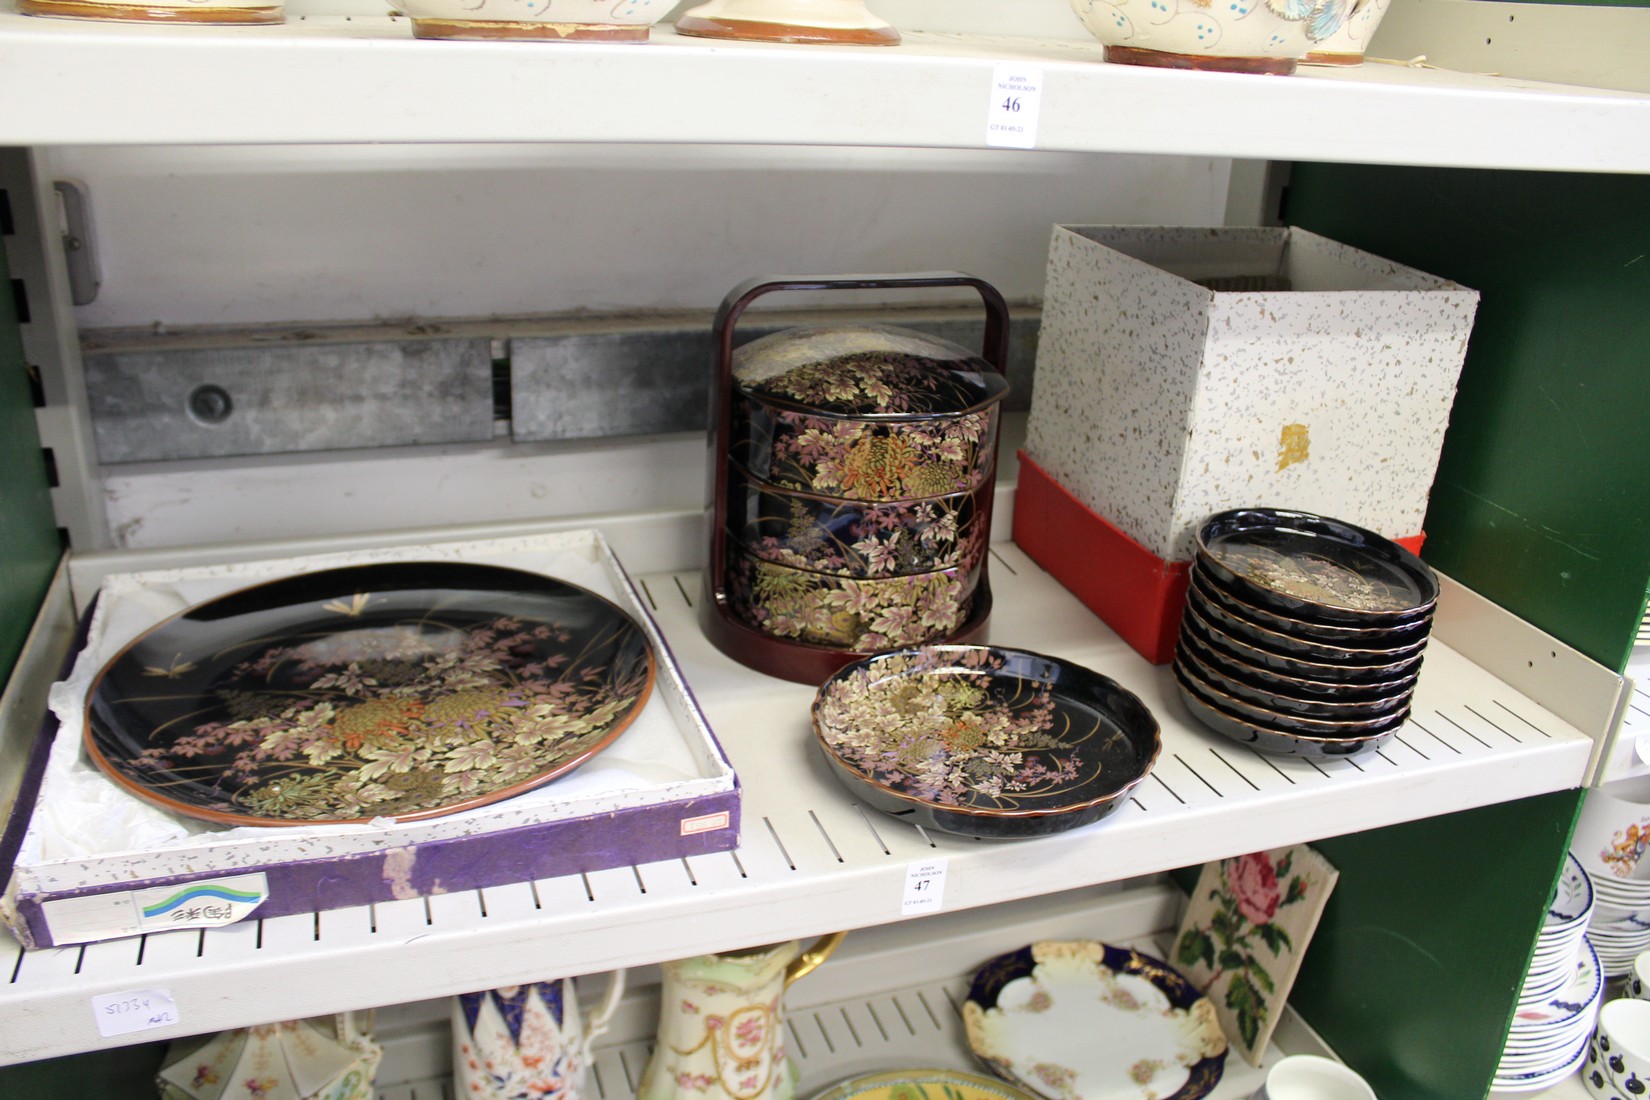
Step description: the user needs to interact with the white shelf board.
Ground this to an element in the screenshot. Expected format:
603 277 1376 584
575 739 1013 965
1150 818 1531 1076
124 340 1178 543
1 13 1648 172
0 541 1598 1066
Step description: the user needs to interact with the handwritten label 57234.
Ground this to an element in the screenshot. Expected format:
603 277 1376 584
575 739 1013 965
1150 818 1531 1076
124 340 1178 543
91 989 181 1038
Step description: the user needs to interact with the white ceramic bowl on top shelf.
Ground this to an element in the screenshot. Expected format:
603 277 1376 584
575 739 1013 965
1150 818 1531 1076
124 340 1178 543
674 0 900 44
395 0 674 41
20 0 280 24
1067 0 1357 75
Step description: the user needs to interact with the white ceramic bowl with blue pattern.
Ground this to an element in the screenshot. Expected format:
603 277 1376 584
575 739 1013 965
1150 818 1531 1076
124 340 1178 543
1068 0 1356 75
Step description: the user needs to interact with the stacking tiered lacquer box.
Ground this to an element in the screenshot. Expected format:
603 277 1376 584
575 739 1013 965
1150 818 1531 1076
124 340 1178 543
703 274 1011 683
1014 226 1479 664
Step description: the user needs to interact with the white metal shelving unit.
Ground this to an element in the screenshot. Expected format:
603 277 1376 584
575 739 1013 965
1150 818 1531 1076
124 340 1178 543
2 0 1647 1091
0 537 1615 1065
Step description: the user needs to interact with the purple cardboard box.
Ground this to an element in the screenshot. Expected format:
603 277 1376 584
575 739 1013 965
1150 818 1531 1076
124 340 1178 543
1 530 739 948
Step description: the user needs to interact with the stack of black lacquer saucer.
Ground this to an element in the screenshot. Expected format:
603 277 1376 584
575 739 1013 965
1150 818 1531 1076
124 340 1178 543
1173 508 1439 758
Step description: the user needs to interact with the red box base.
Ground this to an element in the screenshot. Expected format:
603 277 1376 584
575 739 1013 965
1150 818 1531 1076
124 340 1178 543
1012 452 1426 665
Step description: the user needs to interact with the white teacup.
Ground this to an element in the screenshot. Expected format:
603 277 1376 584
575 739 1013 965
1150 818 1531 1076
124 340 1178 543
1249 1055 1376 1100
1630 952 1650 1000
1589 998 1650 1097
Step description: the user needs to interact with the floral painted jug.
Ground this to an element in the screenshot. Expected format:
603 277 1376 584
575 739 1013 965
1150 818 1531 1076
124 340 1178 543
638 933 846 1100
156 1012 381 1100
453 971 625 1100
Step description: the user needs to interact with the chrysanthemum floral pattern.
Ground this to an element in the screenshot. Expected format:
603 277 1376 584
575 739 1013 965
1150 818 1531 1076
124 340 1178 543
89 564 654 825
731 474 985 579
726 549 981 651
814 648 1108 810
734 407 998 504
730 339 1005 504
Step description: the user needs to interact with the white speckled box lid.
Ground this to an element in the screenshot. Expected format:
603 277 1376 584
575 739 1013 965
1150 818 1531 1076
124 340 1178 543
1025 225 1479 561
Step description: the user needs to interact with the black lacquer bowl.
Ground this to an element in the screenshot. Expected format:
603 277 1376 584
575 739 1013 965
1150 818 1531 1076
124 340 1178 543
1175 643 1410 722
86 561 656 827
811 645 1160 839
1190 565 1433 647
1183 602 1425 684
726 461 989 579
1196 508 1439 626
1172 663 1403 758
1187 568 1430 664
1178 617 1418 703
728 323 1009 503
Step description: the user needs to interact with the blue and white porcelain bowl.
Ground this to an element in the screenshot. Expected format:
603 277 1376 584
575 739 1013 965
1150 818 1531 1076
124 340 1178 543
1068 0 1356 74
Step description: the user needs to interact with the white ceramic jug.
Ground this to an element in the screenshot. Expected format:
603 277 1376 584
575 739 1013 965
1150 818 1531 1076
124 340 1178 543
637 934 845 1100
157 1012 381 1100
453 971 626 1100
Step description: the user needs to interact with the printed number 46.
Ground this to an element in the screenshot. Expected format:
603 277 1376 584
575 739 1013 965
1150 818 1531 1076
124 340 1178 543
1001 97 1021 113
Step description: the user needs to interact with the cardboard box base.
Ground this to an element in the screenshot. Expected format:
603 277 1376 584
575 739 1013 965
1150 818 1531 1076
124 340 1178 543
1013 452 1425 666
1014 452 1191 665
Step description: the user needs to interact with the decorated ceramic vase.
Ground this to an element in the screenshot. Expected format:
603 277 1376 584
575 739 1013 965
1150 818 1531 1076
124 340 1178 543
637 934 845 1100
396 0 674 41
1067 0 1357 74
674 0 898 45
157 1014 381 1100
453 972 626 1100
20 0 279 24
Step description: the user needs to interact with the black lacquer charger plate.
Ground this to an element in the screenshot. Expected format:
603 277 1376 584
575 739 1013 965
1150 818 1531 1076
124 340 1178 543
86 561 656 826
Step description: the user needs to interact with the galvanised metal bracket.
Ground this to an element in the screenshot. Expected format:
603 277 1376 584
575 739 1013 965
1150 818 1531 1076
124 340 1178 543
52 180 99 307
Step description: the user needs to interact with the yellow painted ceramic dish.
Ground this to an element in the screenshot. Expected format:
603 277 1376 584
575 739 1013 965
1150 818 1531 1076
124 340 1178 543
808 1069 1043 1100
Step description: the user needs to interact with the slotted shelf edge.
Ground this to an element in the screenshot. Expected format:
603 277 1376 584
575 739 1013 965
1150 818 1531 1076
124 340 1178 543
0 540 1601 1066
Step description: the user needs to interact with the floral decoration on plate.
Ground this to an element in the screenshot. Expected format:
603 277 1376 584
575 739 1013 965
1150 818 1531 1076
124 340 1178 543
963 941 1226 1100
811 646 1159 838
1548 852 1594 929
1172 845 1339 1064
807 1068 1043 1100
1196 509 1438 622
86 561 655 826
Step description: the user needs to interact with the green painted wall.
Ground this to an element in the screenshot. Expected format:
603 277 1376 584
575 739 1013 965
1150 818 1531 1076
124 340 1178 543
1274 164 1647 1096
1286 166 1650 673
1291 791 1581 1098
0 236 62 687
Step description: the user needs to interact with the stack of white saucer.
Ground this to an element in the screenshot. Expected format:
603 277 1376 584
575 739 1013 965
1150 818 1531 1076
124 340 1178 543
1494 852 1602 1091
